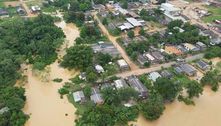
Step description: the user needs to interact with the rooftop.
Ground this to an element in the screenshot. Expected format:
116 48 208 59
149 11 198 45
117 59 128 67
149 72 162 82
114 79 128 89
73 91 85 102
126 18 142 27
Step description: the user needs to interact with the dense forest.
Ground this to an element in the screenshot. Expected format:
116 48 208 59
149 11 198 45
0 14 64 126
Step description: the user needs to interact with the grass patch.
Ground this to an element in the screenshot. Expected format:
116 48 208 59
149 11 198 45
0 2 5 8
202 5 221 23
42 6 57 13
215 61 221 73
25 0 43 7
53 78 63 83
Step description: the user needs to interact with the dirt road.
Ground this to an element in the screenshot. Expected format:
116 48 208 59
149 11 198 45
93 13 139 70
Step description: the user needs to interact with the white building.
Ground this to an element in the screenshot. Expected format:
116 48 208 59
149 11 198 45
126 18 143 27
73 91 85 103
95 65 104 73
160 3 186 23
31 5 41 13
114 79 128 89
149 72 162 82
145 53 155 62
117 59 129 70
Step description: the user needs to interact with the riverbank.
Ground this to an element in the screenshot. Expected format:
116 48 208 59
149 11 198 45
23 18 80 126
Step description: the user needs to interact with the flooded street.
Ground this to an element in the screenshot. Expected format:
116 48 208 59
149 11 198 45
23 18 80 126
132 87 221 126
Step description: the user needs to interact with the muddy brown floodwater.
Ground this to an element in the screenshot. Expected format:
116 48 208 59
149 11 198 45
130 57 221 126
130 87 221 126
23 19 80 126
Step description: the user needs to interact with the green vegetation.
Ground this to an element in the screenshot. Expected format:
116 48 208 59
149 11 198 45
140 92 165 121
0 14 64 125
154 77 181 102
75 24 105 44
76 87 139 126
61 45 93 70
125 42 149 61
202 5 221 23
127 30 135 38
165 20 209 44
201 70 221 91
140 8 164 22
204 46 221 59
0 86 29 126
53 78 63 83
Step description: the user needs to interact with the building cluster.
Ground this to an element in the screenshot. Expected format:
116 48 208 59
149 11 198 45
73 58 211 105
160 3 187 23
73 75 148 104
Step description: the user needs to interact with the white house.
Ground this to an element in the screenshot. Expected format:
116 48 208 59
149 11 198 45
149 72 162 82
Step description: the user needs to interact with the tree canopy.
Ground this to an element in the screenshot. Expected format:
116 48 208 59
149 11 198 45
61 45 93 70
154 77 181 102
140 92 165 121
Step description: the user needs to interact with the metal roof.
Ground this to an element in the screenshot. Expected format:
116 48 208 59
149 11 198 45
126 18 142 27
149 72 162 82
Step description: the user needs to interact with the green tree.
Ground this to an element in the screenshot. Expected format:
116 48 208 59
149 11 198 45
139 28 145 36
61 45 93 70
127 30 135 38
102 18 108 25
140 92 165 120
83 85 92 98
154 77 181 101
185 80 203 98
201 70 221 91
96 53 112 66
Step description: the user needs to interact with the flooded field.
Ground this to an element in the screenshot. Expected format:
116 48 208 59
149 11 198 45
23 19 80 126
